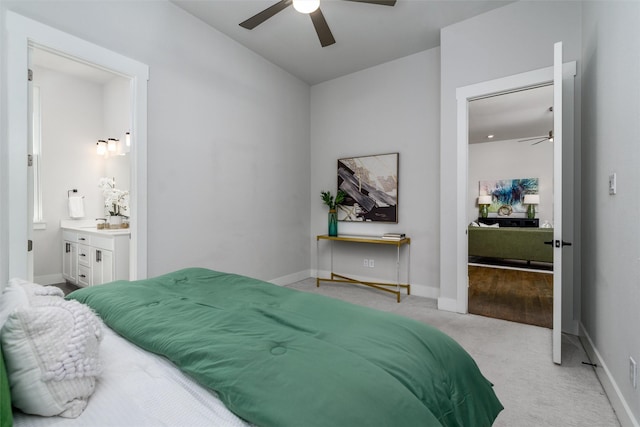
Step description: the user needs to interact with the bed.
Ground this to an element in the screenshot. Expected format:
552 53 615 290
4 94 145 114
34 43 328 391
2 268 503 426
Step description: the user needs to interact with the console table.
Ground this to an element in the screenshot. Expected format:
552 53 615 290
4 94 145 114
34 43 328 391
316 234 411 302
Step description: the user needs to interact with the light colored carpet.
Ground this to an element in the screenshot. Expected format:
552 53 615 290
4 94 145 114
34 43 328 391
285 278 620 427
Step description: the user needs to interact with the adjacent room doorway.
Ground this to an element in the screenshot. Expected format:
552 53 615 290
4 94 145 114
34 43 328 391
466 84 555 329
6 11 149 282
455 43 577 364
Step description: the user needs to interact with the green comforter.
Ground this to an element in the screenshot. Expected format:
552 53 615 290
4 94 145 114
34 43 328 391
68 268 502 427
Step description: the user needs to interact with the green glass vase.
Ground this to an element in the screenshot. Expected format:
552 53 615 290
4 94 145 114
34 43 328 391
328 209 338 236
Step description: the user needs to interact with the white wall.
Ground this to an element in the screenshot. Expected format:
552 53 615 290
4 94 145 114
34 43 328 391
468 139 553 225
581 2 640 425
439 1 582 321
310 49 441 297
0 1 311 284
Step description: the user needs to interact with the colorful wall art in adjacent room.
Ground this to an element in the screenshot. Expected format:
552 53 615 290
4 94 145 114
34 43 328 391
479 177 538 216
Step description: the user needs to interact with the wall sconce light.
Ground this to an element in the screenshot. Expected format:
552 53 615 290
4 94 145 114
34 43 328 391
478 195 492 218
523 194 540 219
122 131 131 154
107 138 119 153
96 140 107 156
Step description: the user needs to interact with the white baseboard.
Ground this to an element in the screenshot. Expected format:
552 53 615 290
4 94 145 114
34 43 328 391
437 297 459 312
410 284 439 299
269 270 312 286
580 323 639 427
34 273 64 286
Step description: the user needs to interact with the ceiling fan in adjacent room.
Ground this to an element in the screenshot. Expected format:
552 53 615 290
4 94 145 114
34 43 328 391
518 106 554 145
519 130 554 145
239 0 397 47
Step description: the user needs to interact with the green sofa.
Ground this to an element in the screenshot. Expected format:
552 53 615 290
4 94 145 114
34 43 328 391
468 227 554 263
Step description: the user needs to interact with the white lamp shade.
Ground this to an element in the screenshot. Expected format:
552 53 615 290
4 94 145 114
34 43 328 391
523 194 540 205
96 140 107 156
293 0 320 14
107 138 118 152
478 195 492 205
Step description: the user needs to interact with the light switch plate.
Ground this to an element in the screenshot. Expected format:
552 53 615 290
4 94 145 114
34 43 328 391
609 173 617 195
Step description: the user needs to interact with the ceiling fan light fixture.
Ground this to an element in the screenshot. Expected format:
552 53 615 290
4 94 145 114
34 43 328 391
293 0 320 14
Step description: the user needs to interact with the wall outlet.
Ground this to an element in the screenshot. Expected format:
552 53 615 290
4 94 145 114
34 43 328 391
363 259 369 268
630 357 637 389
369 259 375 268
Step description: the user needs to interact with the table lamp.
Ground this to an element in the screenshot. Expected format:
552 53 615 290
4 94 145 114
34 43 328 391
523 194 540 219
478 195 492 218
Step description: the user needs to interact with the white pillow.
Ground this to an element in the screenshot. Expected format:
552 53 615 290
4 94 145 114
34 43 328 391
0 279 29 329
0 278 64 329
1 297 103 418
479 222 499 228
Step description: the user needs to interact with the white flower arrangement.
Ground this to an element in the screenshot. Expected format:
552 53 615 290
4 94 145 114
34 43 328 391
98 177 129 217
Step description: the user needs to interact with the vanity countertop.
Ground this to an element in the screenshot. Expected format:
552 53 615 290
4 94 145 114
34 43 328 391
60 220 130 236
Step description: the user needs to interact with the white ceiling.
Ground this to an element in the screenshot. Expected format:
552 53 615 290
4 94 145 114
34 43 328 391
469 85 554 144
31 1 552 145
170 0 513 85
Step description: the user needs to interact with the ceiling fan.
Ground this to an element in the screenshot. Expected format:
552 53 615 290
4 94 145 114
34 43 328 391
239 0 397 48
518 106 554 145
519 130 554 145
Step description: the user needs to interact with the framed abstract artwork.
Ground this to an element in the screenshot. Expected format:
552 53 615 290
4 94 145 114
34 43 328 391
337 153 398 223
479 177 538 216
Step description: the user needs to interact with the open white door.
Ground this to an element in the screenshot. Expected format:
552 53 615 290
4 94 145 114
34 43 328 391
27 48 35 282
552 42 563 364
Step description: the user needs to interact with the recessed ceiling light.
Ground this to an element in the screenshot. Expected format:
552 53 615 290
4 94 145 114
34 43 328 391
487 134 495 139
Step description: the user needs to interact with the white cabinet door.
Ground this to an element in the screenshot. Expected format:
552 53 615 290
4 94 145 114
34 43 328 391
62 241 77 284
92 248 114 286
101 250 114 284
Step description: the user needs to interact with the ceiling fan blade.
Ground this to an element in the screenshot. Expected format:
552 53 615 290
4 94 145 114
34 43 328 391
310 8 336 47
240 0 292 30
343 0 397 6
518 136 546 142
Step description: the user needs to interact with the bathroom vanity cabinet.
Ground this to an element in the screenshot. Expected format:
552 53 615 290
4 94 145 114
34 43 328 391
62 226 129 287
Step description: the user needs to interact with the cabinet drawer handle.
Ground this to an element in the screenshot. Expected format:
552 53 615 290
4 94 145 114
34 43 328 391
80 253 86 257
79 274 86 278
79 237 86 241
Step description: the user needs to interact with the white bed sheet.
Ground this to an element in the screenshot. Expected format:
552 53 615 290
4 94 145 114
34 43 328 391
13 326 252 427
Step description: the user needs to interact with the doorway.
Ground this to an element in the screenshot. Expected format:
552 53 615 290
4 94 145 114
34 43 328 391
6 11 149 283
30 47 132 285
454 56 577 363
466 84 555 328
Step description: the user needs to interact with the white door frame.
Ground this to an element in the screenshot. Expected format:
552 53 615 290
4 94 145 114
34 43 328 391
454 62 576 315
6 11 149 281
